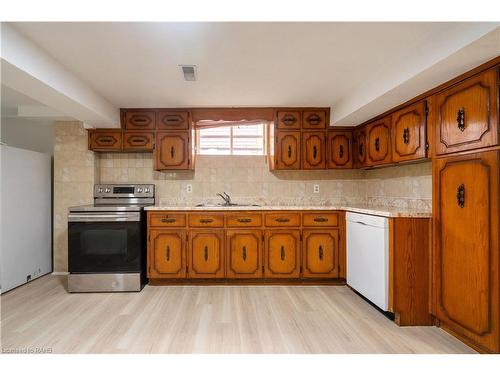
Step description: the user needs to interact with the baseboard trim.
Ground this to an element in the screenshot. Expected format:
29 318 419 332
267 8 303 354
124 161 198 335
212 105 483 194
51 271 69 276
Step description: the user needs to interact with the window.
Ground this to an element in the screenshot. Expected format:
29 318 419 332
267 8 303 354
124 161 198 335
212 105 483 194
196 123 265 155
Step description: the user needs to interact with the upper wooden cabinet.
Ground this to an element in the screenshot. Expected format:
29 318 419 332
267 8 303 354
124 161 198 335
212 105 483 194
302 131 326 169
432 150 499 353
275 131 301 169
88 130 122 151
353 127 367 168
122 131 154 151
327 130 353 169
302 110 327 129
366 116 392 166
434 68 498 156
188 230 224 278
122 110 157 130
277 111 301 130
158 111 190 130
148 229 186 279
391 101 428 162
154 131 190 170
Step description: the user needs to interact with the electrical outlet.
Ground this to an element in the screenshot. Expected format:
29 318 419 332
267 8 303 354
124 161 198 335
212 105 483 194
313 184 320 193
186 184 193 193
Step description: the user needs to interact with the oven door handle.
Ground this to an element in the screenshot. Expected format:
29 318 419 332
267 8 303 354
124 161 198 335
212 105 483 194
68 212 141 222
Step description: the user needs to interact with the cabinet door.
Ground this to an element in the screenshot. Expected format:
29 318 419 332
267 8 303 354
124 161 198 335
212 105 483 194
264 230 300 278
367 116 392 165
277 111 301 130
88 131 122 151
122 110 157 130
302 131 326 169
158 111 190 130
122 131 154 151
327 131 353 168
434 68 498 155
433 151 499 353
155 131 190 170
148 229 186 278
302 110 326 129
276 131 301 169
188 230 224 278
226 230 263 278
392 101 427 162
302 229 339 278
353 128 367 167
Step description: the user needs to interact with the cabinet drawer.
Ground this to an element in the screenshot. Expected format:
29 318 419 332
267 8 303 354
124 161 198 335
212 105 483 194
226 213 262 227
303 212 339 227
123 131 154 151
149 213 186 227
158 111 190 130
264 212 301 227
123 110 157 130
277 111 301 130
303 110 326 129
189 213 224 227
89 131 122 151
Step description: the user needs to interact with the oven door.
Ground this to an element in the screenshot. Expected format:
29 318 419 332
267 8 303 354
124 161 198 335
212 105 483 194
68 212 143 273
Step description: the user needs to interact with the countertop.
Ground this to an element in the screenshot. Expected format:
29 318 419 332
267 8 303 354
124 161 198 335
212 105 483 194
145 204 431 218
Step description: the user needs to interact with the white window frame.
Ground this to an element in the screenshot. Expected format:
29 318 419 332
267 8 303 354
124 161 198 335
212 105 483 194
196 123 266 155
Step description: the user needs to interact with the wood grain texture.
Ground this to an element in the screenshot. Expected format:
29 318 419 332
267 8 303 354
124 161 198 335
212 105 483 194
122 131 154 151
264 229 301 278
88 130 122 151
327 130 353 169
226 229 263 279
0 275 475 353
122 109 157 130
391 101 427 162
188 230 225 279
275 131 301 169
366 115 392 166
154 131 190 170
148 229 186 279
302 229 339 278
301 131 326 169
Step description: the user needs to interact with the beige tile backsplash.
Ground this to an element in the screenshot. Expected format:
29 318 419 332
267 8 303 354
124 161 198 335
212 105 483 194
53 121 432 271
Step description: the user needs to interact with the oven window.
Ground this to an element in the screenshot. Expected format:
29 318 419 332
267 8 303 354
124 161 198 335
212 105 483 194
81 229 128 256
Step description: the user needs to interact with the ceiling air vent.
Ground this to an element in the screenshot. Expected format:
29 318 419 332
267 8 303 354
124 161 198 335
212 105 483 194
180 65 197 81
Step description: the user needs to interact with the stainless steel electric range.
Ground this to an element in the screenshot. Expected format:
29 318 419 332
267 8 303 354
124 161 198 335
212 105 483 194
67 184 155 292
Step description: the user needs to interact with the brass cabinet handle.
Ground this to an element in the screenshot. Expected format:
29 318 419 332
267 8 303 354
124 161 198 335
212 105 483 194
280 245 285 261
161 218 176 223
170 146 175 158
130 137 147 144
97 137 114 144
282 114 297 126
375 137 380 152
204 245 208 261
287 145 292 158
457 184 465 208
163 115 183 125
313 145 317 159
242 245 247 261
199 218 214 224
457 107 465 132
275 217 290 223
339 144 344 158
236 218 252 223
403 128 410 144
132 117 149 124
313 217 328 223
166 246 170 261
318 245 323 260
359 142 364 156
306 113 321 126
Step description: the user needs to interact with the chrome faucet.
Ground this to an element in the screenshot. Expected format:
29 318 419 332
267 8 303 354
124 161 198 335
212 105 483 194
217 192 232 206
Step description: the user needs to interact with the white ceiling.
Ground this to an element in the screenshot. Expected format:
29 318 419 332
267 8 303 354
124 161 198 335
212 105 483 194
7 22 500 126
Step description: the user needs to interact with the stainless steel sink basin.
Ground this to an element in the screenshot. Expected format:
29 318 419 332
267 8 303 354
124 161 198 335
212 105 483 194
195 203 261 207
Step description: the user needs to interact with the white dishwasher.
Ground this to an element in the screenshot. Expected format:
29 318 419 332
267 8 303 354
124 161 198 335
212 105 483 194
346 212 389 311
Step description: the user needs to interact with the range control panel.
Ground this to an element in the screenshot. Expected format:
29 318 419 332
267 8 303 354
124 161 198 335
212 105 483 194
94 184 155 198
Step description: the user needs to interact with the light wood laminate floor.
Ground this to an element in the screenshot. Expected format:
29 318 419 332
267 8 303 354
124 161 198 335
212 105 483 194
1 275 475 354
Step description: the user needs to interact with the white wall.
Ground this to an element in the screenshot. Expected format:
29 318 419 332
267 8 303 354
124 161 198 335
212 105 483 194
1 117 54 154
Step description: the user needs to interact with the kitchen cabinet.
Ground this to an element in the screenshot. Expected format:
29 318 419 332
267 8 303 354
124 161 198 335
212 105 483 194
122 131 155 151
158 110 190 130
188 230 224 278
264 230 301 278
327 130 353 169
302 131 326 169
277 111 301 130
88 130 122 151
302 110 326 129
302 229 339 278
353 127 367 168
391 101 428 162
154 131 190 170
122 110 157 130
432 150 499 353
433 68 498 156
226 229 263 278
366 116 392 166
148 229 186 278
275 131 301 169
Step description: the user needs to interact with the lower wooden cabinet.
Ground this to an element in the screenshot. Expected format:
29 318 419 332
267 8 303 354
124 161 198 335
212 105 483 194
226 230 263 278
302 229 340 278
148 229 186 278
188 230 224 278
264 230 301 278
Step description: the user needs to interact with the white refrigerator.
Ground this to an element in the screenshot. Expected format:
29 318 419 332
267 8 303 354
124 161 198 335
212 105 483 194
0 145 52 293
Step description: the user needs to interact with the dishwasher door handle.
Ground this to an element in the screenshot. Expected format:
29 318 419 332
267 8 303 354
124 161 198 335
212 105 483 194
354 221 369 226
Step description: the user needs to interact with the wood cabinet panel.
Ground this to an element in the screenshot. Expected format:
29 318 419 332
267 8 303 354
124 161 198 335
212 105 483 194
226 230 263 278
89 131 122 151
277 111 301 130
276 131 301 169
433 151 499 352
188 213 224 228
302 229 339 278
264 212 301 227
367 116 392 165
122 131 154 151
264 230 301 278
123 110 156 130
188 230 224 278
225 213 262 227
327 131 353 168
302 131 326 169
302 110 326 129
148 229 186 278
158 111 190 130
155 131 190 170
391 101 427 162
353 128 367 167
149 213 186 227
302 212 339 227
434 68 498 155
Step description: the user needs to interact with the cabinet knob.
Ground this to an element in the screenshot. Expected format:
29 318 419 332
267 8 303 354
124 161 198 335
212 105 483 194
280 246 285 261
375 137 380 152
457 184 465 208
403 128 410 144
166 246 170 261
204 246 208 261
170 146 175 158
287 145 292 158
313 145 318 159
318 245 324 260
339 144 344 159
457 107 466 132
242 245 247 261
